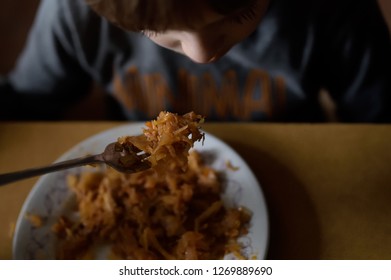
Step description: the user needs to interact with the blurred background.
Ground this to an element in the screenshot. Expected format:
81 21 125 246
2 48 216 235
0 0 390 120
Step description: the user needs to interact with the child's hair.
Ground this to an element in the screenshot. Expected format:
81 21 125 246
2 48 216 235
86 0 256 31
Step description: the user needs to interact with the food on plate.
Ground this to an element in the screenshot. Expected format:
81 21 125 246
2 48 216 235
25 213 44 228
51 111 251 259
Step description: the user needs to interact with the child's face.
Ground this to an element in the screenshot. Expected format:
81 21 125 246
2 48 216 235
142 0 269 63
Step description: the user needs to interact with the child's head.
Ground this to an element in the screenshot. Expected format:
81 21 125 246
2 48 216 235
86 0 269 63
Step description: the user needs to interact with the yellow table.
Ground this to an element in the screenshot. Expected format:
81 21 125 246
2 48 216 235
1 122 390 259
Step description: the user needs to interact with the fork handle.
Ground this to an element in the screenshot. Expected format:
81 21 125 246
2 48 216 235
0 155 102 186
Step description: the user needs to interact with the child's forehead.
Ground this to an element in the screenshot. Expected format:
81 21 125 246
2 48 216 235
87 0 256 32
209 0 256 15
129 0 223 31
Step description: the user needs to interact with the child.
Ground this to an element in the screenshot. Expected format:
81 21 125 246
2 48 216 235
1 0 390 121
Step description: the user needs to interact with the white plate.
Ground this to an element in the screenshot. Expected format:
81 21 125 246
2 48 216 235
13 123 269 259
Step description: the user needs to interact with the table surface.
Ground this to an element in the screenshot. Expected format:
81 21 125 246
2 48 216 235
1 122 390 260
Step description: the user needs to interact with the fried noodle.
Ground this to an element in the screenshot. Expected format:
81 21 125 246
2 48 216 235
52 111 251 259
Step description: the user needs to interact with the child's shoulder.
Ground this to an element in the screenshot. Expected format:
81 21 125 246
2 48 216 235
38 0 99 27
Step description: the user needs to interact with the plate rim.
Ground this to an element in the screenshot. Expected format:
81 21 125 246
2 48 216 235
13 123 269 259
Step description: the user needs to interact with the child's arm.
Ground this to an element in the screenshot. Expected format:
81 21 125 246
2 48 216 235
1 0 93 120
318 0 391 122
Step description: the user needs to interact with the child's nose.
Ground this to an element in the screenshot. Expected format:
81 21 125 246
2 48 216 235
180 33 227 63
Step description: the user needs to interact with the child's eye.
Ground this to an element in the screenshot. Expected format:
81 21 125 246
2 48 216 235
228 1 258 24
140 30 163 37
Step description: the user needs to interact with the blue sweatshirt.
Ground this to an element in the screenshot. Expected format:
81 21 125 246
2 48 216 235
1 0 391 121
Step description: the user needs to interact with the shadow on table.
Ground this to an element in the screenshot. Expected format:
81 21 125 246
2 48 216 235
226 140 321 260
